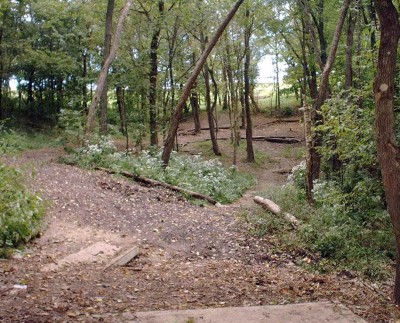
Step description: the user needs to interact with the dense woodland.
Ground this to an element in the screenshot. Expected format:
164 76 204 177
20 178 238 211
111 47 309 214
1 0 400 307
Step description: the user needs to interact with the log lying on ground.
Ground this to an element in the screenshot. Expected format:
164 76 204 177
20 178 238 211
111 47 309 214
95 167 218 205
254 196 300 228
250 136 302 144
182 136 302 145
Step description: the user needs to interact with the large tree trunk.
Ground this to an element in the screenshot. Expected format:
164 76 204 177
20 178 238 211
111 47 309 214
305 0 352 203
373 0 400 304
99 0 115 135
0 25 3 120
161 0 244 166
86 0 133 134
244 8 255 163
149 1 164 147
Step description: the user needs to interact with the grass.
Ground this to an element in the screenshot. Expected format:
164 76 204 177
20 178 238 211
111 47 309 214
281 146 305 160
0 128 59 154
254 83 301 117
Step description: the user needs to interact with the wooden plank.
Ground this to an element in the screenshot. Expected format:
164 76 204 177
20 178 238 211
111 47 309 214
103 246 140 270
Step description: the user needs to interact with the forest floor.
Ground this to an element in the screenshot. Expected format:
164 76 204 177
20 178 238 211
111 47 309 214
1 113 399 322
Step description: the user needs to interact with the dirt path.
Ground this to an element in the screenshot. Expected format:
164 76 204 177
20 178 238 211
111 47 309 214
0 115 398 322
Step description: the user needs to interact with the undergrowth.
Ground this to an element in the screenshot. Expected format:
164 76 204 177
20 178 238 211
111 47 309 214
245 162 395 280
0 122 58 154
0 164 46 252
61 137 254 204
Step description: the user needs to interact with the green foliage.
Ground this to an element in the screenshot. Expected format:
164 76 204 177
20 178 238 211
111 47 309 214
63 138 254 204
56 109 85 146
0 122 57 154
318 91 378 174
250 182 395 280
0 164 45 249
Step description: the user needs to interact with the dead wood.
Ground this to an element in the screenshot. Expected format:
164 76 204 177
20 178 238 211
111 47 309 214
254 196 300 228
95 167 218 205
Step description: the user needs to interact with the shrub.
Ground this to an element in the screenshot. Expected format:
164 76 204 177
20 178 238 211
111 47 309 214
0 164 45 249
251 176 395 279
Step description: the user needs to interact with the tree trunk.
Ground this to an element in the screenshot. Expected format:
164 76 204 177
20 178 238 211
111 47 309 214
99 0 115 135
373 0 400 304
161 0 244 166
149 1 164 147
116 85 127 135
244 9 255 163
82 50 88 114
306 0 352 203
0 25 3 120
345 10 356 90
86 0 133 134
201 31 221 156
209 67 219 132
190 53 201 134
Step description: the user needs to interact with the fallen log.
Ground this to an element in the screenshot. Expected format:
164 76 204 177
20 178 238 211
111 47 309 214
182 136 302 145
250 136 302 144
254 196 300 228
95 167 218 205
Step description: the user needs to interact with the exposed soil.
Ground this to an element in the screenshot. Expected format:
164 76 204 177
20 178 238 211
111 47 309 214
0 113 399 322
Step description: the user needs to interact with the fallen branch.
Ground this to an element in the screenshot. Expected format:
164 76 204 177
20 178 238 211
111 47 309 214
254 196 300 228
95 167 218 205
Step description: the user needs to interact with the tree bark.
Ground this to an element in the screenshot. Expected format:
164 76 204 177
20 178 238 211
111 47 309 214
161 0 244 166
244 8 255 163
373 0 400 304
306 0 352 203
149 1 164 147
99 0 115 135
0 25 3 120
86 0 133 134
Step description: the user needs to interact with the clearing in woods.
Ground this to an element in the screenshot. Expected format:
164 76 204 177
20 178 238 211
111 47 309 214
0 114 397 322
